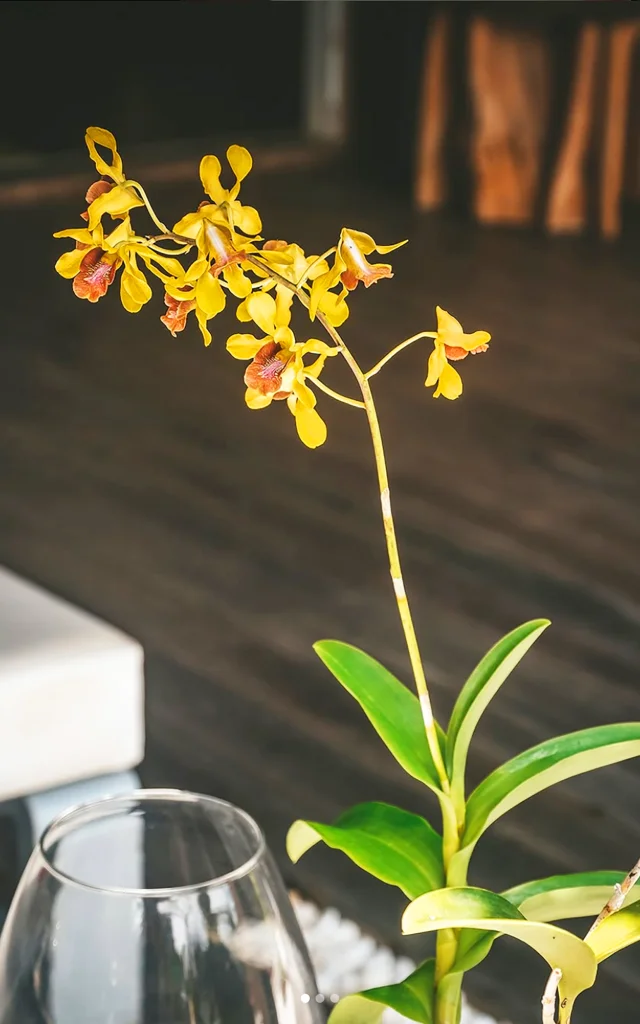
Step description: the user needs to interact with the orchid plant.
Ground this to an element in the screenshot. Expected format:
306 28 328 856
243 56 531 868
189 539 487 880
55 128 640 1024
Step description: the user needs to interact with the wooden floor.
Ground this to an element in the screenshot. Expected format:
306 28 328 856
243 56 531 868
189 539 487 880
1 169 640 1023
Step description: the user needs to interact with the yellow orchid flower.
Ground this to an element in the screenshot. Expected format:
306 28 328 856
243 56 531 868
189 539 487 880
226 291 338 448
254 240 349 327
54 216 164 312
309 228 406 321
161 255 227 347
82 127 144 230
425 306 491 399
173 146 261 248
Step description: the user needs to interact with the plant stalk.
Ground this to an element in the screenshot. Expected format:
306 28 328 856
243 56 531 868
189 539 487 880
245 254 450 792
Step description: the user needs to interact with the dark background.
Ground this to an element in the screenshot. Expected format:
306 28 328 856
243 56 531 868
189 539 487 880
1 3 640 1024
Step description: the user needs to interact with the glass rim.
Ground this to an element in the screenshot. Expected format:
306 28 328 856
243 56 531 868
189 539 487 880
38 788 267 896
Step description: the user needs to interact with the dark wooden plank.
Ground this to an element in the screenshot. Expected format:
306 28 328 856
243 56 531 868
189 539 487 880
1 172 640 1022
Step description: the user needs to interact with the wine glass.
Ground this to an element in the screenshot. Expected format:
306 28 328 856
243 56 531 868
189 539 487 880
0 789 322 1024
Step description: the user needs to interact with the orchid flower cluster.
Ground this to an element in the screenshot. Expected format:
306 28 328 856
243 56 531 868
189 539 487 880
55 129 489 447
56 129 640 1024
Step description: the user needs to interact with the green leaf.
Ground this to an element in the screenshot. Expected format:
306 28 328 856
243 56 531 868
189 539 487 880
503 871 640 922
450 872 640 975
286 802 444 899
462 723 640 852
587 903 640 962
314 641 441 791
328 961 435 1024
328 994 384 1024
402 887 597 1018
445 620 549 791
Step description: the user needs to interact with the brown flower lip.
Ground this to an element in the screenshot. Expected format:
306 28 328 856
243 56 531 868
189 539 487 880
160 292 196 336
72 247 118 302
244 341 291 398
340 265 393 291
444 342 489 361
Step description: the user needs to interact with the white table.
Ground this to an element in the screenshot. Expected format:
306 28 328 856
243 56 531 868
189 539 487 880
0 566 144 873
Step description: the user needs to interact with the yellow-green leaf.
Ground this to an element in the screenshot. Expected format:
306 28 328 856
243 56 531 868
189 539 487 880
503 872 638 922
402 887 597 1020
587 903 640 962
458 724 640 866
445 620 549 807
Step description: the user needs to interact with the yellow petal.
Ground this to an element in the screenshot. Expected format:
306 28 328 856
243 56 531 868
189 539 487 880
234 203 262 236
185 257 210 284
85 127 123 181
436 306 463 337
274 325 295 349
309 265 341 320
224 263 252 298
200 154 225 204
295 405 327 448
236 297 252 322
435 362 463 400
317 288 350 327
376 238 408 254
173 211 204 239
165 278 196 301
457 329 491 352
141 252 186 280
303 353 328 379
245 292 277 335
87 185 143 231
301 338 338 356
120 275 143 314
340 229 376 255
196 306 212 347
195 272 226 318
103 217 135 249
121 261 152 306
245 387 272 410
425 345 446 387
226 333 264 359
227 145 252 199
292 378 317 409
53 227 94 244
275 285 293 327
55 248 88 279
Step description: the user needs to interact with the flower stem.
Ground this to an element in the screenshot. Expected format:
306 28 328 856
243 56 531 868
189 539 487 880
128 180 170 234
245 254 450 793
365 332 437 380
308 377 366 409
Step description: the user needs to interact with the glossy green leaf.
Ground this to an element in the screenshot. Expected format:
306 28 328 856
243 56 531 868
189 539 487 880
462 724 640 852
452 929 497 973
503 872 640 922
587 903 640 962
445 620 549 793
286 802 444 898
314 641 442 791
328 961 435 1024
359 960 435 1024
402 887 597 1018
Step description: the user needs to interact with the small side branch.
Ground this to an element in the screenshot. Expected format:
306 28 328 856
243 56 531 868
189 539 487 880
308 376 365 409
541 969 562 1024
586 855 640 938
365 332 436 380
541 855 640 1023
